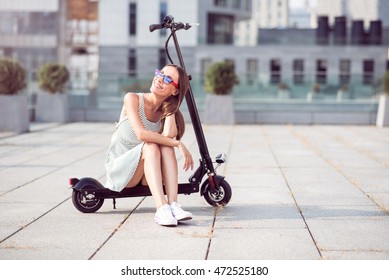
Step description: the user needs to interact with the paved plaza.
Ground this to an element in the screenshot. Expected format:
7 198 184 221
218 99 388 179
0 122 388 260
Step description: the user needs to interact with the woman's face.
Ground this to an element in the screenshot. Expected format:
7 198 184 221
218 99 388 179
150 65 179 97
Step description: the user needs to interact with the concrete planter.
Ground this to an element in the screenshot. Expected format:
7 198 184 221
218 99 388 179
203 94 235 125
376 94 389 127
0 95 30 133
35 93 69 123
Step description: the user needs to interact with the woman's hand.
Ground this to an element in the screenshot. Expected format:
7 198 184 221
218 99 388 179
177 142 194 171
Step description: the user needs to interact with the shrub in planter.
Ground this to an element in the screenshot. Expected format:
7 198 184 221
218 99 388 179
0 57 29 132
0 57 27 95
36 63 70 122
203 61 239 124
37 63 70 94
204 61 239 96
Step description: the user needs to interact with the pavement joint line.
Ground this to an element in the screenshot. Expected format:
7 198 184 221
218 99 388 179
0 197 71 244
0 123 67 141
204 207 218 260
0 131 108 173
317 126 389 169
88 197 146 260
287 126 389 216
260 125 323 259
0 147 107 198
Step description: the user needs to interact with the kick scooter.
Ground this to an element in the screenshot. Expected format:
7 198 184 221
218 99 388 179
69 15 232 213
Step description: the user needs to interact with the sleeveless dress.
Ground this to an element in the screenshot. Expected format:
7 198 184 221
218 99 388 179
104 93 162 192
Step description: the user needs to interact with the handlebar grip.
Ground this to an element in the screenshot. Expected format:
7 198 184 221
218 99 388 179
149 24 163 32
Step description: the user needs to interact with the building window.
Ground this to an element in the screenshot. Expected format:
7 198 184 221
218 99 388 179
207 13 234 44
129 3 136 36
293 59 304 84
246 59 258 85
270 59 281 84
160 2 167 36
245 0 252 11
159 48 167 70
232 0 241 9
363 59 374 85
128 49 137 76
339 59 351 84
214 0 227 7
316 59 327 84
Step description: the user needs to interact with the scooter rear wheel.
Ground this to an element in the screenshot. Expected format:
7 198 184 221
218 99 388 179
203 179 232 207
72 190 104 213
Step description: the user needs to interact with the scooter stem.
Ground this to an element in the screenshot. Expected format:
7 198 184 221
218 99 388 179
170 28 215 174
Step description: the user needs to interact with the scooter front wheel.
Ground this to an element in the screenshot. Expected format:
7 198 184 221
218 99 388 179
72 189 104 213
203 179 232 207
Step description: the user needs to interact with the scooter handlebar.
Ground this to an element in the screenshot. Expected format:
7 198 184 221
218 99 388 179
149 24 164 32
149 22 199 32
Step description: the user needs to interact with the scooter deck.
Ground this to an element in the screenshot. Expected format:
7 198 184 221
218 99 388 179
95 182 199 199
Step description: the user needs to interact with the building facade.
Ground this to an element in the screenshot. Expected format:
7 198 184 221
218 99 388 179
1 0 387 124
0 0 98 94
98 0 252 75
0 0 65 72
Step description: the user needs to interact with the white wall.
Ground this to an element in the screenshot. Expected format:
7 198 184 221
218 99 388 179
99 0 129 46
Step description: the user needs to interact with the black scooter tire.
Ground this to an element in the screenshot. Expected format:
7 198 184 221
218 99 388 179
203 179 232 207
72 190 104 213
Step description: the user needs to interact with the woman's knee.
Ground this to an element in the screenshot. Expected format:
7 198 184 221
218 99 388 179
160 145 175 157
143 142 161 159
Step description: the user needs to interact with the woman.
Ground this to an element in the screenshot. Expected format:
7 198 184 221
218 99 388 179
105 64 194 227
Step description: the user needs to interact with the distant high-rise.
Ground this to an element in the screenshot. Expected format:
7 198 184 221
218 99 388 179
236 0 289 46
312 0 389 27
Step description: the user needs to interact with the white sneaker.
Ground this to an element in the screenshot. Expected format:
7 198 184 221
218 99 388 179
154 204 177 226
170 202 192 221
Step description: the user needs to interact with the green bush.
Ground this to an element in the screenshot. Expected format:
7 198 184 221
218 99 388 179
383 71 389 95
37 63 70 94
204 61 239 95
0 57 27 95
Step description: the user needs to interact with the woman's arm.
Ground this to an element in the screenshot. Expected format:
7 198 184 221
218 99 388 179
124 93 178 146
124 93 193 170
162 114 178 138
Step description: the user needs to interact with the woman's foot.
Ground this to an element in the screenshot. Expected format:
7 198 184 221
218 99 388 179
170 202 192 221
154 204 177 226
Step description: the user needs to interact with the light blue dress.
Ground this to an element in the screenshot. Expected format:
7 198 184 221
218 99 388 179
105 93 161 192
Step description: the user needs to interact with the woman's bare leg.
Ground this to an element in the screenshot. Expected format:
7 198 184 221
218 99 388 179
160 145 178 204
139 142 167 208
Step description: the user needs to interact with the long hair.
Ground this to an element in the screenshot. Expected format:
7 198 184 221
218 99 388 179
158 64 190 140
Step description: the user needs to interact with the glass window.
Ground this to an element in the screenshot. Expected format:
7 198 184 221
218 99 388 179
270 59 281 84
316 59 327 84
129 3 136 36
214 0 227 7
160 2 167 36
232 0 241 9
293 59 304 84
339 59 351 84
247 59 258 85
128 49 137 76
207 14 233 44
363 59 374 85
159 48 167 70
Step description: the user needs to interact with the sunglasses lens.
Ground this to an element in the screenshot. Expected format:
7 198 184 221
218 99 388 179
155 70 163 78
163 76 173 84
